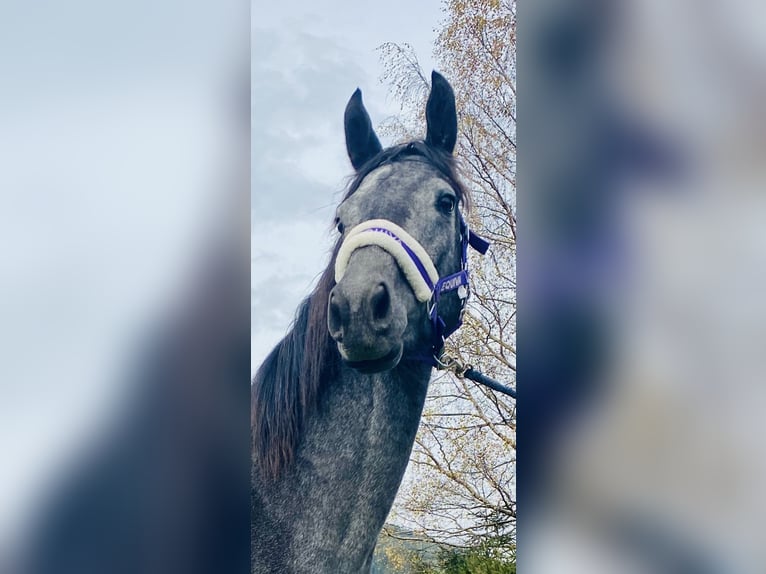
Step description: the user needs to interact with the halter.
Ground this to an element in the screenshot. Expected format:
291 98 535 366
334 213 490 364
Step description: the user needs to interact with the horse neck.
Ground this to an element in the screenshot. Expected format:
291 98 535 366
252 359 432 573
317 360 433 477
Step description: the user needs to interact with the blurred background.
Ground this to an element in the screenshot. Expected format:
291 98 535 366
0 0 250 572
522 0 766 572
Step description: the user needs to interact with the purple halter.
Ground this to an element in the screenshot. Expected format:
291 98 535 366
334 203 491 364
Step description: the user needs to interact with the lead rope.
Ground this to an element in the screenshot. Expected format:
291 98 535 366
435 353 517 399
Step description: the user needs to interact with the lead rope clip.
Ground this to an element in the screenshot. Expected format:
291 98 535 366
434 352 471 379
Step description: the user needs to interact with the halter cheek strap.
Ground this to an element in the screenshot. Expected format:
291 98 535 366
431 215 489 344
334 216 490 361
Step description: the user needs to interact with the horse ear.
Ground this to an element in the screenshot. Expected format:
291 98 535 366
344 89 382 170
425 71 458 154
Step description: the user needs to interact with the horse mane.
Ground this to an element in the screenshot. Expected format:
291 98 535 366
251 140 471 480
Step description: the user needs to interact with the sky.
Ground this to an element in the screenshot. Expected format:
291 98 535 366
0 0 246 550
251 1 445 371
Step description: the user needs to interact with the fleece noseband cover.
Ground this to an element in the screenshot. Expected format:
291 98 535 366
334 219 440 303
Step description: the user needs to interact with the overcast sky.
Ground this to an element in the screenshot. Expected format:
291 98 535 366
251 1 444 372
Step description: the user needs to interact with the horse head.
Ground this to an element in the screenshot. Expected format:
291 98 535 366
328 71 473 374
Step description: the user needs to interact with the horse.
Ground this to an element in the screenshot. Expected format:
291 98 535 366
251 71 489 573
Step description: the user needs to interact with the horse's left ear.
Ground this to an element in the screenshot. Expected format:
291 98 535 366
425 71 458 154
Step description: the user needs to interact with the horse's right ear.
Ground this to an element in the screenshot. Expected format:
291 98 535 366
344 89 382 171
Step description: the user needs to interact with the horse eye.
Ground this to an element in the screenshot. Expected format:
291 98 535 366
438 195 456 214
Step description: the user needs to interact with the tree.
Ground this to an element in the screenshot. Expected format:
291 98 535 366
376 0 515 560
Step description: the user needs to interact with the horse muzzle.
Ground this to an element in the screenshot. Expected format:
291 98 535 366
328 247 409 372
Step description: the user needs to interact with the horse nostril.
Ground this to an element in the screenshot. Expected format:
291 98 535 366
370 282 391 324
328 291 344 341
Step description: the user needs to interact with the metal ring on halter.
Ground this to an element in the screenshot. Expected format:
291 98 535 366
434 353 471 378
434 353 453 370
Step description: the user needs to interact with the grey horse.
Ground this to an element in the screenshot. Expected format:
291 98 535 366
251 71 472 573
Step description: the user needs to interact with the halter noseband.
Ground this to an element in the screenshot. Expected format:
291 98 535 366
334 214 490 363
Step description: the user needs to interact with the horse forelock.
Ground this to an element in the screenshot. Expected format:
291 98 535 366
345 140 472 212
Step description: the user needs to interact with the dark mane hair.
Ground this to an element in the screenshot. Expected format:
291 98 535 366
251 140 471 480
